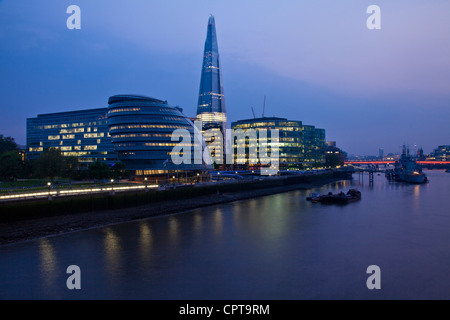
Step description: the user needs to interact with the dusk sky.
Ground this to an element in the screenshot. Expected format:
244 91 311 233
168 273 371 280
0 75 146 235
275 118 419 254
0 0 449 155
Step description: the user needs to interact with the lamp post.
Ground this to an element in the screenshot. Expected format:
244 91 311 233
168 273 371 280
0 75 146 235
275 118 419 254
47 182 52 200
110 179 115 195
144 177 148 192
218 172 221 181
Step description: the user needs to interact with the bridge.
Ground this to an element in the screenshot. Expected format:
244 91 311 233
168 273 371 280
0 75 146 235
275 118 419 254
345 161 450 165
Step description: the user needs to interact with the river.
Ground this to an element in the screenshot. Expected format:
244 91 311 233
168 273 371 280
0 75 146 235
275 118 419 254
1 170 449 300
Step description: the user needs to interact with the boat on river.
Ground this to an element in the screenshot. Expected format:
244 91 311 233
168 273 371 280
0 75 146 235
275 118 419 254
385 145 428 184
307 189 361 204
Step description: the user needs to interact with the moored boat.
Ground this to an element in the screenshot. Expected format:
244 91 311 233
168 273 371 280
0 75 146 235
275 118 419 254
306 192 320 201
385 145 428 184
307 189 361 204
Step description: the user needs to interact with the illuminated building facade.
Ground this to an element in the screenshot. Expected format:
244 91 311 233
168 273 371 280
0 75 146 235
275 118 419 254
196 15 227 164
231 117 326 170
26 108 117 168
430 145 450 161
108 95 211 176
302 125 326 166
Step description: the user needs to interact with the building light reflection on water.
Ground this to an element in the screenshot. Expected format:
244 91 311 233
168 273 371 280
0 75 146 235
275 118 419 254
103 228 122 277
38 239 57 290
212 207 224 237
139 222 153 263
169 217 180 245
193 213 203 234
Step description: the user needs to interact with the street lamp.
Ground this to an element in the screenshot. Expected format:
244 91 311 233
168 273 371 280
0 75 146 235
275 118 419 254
144 177 148 191
218 172 221 181
47 182 52 200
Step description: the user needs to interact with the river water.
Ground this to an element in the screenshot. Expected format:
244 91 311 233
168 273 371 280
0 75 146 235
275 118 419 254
1 170 450 300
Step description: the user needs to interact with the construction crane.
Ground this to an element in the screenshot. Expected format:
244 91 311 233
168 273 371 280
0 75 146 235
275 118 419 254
251 107 256 119
262 95 266 118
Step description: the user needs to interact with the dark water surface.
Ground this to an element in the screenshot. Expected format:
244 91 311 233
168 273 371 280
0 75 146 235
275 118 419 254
1 171 450 300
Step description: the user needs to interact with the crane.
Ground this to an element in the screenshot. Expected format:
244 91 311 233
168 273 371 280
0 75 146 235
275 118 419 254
251 107 256 119
262 95 266 118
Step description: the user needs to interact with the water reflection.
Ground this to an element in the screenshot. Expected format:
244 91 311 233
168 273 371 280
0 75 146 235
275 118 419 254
168 216 179 244
193 213 203 234
414 184 421 198
3 170 450 299
38 239 57 289
139 222 153 260
212 207 224 236
103 228 122 276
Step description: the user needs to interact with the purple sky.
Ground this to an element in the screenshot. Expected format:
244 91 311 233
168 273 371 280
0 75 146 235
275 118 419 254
0 0 449 155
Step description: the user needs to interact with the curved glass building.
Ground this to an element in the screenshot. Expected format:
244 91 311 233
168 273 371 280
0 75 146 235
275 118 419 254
108 95 211 176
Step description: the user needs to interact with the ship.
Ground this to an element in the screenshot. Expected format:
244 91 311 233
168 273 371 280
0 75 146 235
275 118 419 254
385 146 428 184
307 189 361 204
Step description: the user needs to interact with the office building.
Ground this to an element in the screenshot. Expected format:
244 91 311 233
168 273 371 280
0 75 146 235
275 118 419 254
27 108 117 168
302 125 326 166
430 145 450 161
231 117 326 170
108 95 211 176
379 148 384 160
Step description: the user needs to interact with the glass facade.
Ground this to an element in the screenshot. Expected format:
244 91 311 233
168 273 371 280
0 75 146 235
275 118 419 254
196 15 227 164
26 108 117 167
231 117 326 169
302 126 326 166
108 95 211 174
430 145 450 161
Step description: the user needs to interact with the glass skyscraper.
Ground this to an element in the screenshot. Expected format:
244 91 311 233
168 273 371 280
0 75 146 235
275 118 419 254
196 15 228 164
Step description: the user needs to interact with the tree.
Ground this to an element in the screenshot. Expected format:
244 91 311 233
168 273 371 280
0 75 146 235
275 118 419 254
111 162 127 180
33 148 76 180
0 135 18 155
0 151 24 181
88 161 111 180
61 156 79 180
325 153 344 168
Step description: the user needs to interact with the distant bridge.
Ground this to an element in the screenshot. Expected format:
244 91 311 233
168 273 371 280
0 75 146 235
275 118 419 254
345 161 450 165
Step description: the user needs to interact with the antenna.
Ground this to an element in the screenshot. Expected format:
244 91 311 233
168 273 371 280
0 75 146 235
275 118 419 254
262 95 266 118
251 107 256 119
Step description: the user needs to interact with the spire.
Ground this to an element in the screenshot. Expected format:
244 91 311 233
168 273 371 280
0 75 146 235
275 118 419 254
196 15 228 165
197 15 226 119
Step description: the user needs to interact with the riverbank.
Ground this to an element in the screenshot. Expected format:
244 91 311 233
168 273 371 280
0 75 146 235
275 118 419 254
0 172 351 246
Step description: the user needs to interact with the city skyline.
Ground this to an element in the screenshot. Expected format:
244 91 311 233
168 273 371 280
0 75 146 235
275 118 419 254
1 1 449 155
